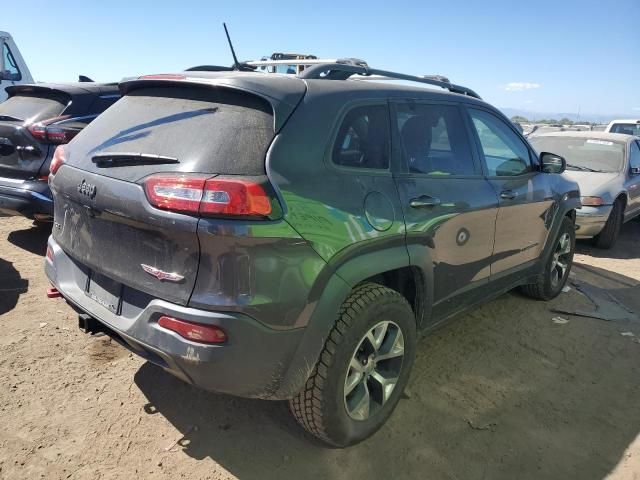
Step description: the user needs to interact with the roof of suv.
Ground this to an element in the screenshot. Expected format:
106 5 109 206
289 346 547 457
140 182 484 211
532 131 637 143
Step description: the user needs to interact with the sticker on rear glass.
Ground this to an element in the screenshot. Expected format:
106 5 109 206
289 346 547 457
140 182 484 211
586 139 614 146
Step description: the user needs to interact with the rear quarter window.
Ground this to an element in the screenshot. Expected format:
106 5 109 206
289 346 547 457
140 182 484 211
0 94 67 123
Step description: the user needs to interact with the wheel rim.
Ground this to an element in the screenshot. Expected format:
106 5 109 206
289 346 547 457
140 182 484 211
343 321 405 421
550 232 572 288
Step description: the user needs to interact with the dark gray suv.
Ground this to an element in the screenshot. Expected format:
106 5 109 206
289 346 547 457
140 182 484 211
45 64 580 447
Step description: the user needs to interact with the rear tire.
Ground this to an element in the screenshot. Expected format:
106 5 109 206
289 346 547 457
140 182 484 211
521 216 575 300
289 282 416 447
594 200 623 249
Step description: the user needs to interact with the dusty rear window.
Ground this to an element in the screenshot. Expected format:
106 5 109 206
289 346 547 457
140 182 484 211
0 94 67 123
68 86 274 178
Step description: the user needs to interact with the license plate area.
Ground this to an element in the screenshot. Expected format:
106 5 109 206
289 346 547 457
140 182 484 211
85 271 122 314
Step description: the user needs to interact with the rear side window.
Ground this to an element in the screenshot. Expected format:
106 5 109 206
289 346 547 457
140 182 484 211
0 94 67 123
332 105 390 170
396 103 476 175
2 43 21 81
68 86 274 176
468 108 532 176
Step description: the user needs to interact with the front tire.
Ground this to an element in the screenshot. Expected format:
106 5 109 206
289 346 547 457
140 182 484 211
521 216 575 300
289 283 417 447
594 200 623 249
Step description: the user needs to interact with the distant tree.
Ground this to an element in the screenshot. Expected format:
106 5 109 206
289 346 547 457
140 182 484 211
559 117 574 125
510 115 529 123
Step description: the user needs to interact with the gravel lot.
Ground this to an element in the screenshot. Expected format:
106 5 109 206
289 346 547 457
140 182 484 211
1 215 639 480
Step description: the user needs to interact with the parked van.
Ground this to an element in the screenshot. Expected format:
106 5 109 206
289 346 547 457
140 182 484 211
0 32 34 102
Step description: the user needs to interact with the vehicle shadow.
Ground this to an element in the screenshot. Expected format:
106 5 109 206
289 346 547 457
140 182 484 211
575 219 640 260
134 263 640 480
0 257 28 316
7 223 51 257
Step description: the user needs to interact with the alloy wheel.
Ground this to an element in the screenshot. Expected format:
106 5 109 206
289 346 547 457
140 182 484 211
550 232 572 288
343 321 405 421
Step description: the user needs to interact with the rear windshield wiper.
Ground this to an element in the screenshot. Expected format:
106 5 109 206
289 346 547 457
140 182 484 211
92 152 179 168
566 164 606 173
0 115 23 122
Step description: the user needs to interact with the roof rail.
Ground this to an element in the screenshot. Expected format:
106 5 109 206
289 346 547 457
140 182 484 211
298 63 481 99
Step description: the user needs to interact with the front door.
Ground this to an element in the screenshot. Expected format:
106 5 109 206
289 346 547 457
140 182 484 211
465 107 555 281
392 100 499 323
625 140 640 219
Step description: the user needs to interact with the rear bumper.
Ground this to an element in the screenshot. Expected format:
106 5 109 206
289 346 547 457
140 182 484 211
575 205 613 238
0 177 53 219
45 236 306 399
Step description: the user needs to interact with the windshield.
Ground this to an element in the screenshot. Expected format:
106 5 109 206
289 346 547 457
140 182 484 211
609 123 640 136
529 136 625 173
0 94 66 123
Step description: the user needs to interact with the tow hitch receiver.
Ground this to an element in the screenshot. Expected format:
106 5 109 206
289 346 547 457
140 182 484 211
78 314 101 334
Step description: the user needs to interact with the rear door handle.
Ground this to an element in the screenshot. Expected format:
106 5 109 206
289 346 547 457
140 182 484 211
500 190 518 200
409 195 441 208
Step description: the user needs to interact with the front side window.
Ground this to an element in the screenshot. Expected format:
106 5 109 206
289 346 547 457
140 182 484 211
332 105 390 170
630 141 640 170
396 103 476 175
2 43 22 81
469 109 532 176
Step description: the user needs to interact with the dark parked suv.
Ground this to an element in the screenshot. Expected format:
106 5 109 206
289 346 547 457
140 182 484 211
0 82 119 221
45 64 580 446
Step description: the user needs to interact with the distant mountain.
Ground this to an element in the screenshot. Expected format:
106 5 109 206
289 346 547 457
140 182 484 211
498 108 632 124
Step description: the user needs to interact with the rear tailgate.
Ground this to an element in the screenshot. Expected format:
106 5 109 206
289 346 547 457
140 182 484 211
0 93 67 178
51 81 299 306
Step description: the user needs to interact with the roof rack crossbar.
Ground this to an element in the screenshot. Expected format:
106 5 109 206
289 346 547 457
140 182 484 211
298 63 481 99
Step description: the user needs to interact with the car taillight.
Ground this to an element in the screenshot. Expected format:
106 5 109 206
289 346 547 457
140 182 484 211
46 245 54 263
158 316 227 344
49 146 66 175
27 115 79 144
143 174 272 217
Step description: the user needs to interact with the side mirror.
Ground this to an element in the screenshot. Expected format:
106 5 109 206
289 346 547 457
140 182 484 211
540 152 566 174
630 166 640 175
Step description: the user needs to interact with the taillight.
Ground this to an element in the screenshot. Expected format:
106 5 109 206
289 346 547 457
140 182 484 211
46 245 54 263
158 316 227 344
27 115 80 144
49 146 66 175
143 174 272 217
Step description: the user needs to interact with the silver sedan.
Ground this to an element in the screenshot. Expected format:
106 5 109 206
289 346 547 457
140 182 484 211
529 131 640 248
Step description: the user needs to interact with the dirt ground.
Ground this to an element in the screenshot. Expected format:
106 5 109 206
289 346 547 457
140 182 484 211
0 215 639 480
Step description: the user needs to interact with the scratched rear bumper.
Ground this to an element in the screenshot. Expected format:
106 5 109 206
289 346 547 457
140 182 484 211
45 236 305 399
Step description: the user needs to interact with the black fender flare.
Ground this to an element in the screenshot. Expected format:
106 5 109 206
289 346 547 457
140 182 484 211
275 241 429 398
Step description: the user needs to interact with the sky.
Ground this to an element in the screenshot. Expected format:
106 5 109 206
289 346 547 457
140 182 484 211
3 0 639 119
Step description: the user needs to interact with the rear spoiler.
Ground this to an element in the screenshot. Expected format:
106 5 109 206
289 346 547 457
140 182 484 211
5 84 72 99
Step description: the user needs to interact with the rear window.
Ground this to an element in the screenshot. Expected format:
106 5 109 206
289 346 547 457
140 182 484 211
69 86 274 176
609 123 640 136
0 94 67 123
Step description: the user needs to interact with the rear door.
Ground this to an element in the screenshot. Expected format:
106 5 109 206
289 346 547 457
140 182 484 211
51 84 282 306
0 92 68 179
465 107 555 280
391 100 499 322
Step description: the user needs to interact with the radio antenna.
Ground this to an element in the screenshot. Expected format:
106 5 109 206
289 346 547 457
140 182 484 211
223 23 242 71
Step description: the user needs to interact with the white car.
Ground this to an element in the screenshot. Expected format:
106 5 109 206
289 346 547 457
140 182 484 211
0 32 34 102
605 119 640 137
